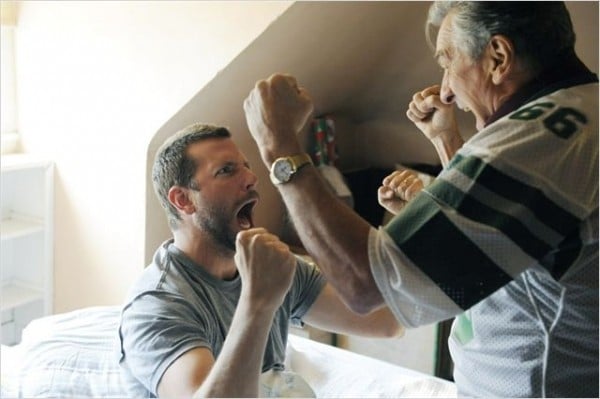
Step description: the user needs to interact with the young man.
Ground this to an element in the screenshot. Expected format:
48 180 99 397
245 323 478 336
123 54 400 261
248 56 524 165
243 2 598 397
118 123 403 398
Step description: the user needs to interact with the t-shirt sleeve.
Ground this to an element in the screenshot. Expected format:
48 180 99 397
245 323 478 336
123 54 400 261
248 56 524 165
286 257 326 327
119 292 212 396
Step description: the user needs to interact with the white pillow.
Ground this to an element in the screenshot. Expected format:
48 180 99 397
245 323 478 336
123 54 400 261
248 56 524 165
8 306 127 398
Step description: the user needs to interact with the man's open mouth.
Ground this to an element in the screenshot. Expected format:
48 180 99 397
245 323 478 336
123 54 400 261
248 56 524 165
236 198 258 230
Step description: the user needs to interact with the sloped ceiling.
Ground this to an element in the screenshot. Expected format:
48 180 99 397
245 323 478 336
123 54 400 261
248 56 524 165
149 1 598 159
150 2 434 142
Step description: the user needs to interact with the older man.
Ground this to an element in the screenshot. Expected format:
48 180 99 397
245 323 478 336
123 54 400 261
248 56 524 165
244 2 598 397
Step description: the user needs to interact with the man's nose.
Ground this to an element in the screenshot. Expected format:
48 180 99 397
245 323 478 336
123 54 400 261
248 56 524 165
441 90 455 104
440 73 455 104
244 169 258 190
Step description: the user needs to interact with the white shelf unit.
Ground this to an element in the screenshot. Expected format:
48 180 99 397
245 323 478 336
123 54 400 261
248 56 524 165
1 153 53 345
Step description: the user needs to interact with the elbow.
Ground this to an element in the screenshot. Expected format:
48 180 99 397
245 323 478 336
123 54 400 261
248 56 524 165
382 322 405 338
346 296 380 315
343 277 385 315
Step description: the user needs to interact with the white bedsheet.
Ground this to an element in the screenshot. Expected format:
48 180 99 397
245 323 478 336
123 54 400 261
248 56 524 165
0 306 456 398
286 334 456 398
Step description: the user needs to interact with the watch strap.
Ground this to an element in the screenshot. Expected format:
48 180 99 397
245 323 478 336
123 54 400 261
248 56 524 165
288 153 313 171
270 153 313 184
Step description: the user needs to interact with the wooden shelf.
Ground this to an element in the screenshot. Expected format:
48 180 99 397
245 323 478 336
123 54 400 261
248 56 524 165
1 283 44 312
1 217 44 241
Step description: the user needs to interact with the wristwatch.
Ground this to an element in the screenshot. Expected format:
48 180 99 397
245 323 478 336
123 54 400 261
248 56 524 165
270 153 313 185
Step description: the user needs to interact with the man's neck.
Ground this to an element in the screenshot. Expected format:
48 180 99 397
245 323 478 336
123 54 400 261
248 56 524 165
172 229 238 280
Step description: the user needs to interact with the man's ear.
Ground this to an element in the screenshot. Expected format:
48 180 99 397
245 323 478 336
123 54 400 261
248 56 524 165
168 186 196 215
487 34 514 85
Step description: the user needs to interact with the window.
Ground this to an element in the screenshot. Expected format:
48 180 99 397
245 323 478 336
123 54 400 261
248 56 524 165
1 1 19 154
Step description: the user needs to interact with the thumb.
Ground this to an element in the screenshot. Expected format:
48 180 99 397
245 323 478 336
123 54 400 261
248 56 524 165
421 93 446 113
378 186 395 200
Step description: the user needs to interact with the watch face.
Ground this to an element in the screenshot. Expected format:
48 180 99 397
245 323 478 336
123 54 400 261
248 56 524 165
273 159 293 182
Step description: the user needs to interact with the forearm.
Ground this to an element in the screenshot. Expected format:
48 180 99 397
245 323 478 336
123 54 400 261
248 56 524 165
244 73 382 313
277 165 383 314
430 131 464 167
350 306 405 338
193 300 275 398
304 284 403 338
311 306 404 338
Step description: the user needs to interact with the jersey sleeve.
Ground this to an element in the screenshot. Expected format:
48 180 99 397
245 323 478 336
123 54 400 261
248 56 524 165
370 87 598 328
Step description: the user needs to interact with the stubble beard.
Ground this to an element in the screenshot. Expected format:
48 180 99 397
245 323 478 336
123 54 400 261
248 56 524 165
193 204 237 257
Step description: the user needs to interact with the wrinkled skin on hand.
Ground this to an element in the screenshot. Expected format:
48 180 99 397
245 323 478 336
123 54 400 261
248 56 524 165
378 170 424 215
406 85 460 141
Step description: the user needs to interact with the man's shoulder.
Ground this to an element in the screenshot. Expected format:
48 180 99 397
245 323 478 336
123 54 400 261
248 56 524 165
467 82 598 153
454 82 598 217
124 261 169 300
122 245 191 313
509 82 599 129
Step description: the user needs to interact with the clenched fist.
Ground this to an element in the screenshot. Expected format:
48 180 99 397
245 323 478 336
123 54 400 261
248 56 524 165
378 170 424 215
234 228 297 311
406 85 459 141
406 85 465 166
244 73 314 166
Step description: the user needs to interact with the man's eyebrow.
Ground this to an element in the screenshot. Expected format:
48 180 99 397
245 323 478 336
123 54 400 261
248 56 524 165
221 160 237 168
219 160 250 169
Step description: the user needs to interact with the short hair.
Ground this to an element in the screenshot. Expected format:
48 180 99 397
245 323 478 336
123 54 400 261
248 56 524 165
152 123 231 229
426 2 576 74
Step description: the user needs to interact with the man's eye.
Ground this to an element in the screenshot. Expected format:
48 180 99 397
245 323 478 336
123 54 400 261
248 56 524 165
216 166 233 176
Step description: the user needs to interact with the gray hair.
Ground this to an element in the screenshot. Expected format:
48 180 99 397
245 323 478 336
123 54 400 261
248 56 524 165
426 2 576 73
152 123 231 230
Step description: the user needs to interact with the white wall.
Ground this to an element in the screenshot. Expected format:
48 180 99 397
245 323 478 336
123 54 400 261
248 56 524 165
14 0 291 312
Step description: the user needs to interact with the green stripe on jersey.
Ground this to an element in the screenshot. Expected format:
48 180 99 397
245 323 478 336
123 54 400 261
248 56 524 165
385 194 512 310
430 179 552 260
447 154 580 237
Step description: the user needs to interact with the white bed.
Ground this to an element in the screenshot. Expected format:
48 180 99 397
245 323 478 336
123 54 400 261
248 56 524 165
0 306 456 398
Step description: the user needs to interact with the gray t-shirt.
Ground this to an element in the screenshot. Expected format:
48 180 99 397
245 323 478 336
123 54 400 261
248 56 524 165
118 239 325 397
